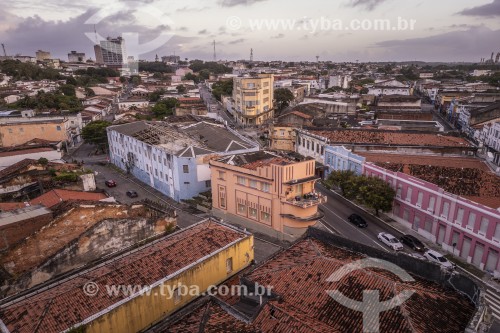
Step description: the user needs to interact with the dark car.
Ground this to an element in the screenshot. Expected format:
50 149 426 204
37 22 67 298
105 180 117 187
126 190 138 198
400 234 425 252
348 214 368 228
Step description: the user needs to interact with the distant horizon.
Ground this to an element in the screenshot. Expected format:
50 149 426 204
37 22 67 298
1 0 499 63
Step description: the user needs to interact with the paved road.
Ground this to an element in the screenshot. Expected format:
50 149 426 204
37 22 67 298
316 183 420 255
199 84 236 127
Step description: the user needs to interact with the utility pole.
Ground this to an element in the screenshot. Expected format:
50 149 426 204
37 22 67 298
250 48 254 62
213 40 216 62
1 44 6 57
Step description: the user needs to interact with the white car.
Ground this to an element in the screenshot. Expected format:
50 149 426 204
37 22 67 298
377 232 403 251
423 250 454 270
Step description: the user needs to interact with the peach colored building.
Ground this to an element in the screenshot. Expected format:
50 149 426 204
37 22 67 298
210 151 326 240
0 117 73 147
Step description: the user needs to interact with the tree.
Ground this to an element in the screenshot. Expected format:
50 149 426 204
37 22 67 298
152 98 179 118
274 88 295 111
176 85 187 94
59 84 76 97
326 170 356 196
211 80 233 101
358 177 395 216
149 88 165 102
81 121 111 152
38 157 49 166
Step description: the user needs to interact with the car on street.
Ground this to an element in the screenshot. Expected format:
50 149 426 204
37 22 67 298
423 250 454 270
400 234 426 252
105 180 117 187
378 232 404 251
348 214 368 228
126 190 138 198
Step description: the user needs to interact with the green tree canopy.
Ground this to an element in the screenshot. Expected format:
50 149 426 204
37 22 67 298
152 98 179 118
176 85 187 94
274 88 295 111
211 80 233 101
81 121 112 151
358 177 396 216
149 88 165 102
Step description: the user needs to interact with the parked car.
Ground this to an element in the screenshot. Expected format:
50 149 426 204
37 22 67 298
105 180 117 187
423 250 454 270
377 232 404 251
348 214 367 228
400 234 426 252
126 190 138 198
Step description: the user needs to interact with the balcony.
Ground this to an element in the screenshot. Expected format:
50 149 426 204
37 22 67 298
284 193 327 208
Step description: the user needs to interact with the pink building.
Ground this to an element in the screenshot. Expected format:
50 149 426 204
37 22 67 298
364 162 500 273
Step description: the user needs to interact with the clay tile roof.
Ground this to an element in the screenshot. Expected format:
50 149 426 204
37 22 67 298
289 111 313 119
158 235 476 332
0 220 248 333
30 189 108 208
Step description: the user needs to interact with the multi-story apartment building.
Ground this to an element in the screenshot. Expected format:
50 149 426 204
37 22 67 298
324 145 365 177
107 120 259 201
232 74 274 126
210 151 326 240
99 37 126 68
67 51 86 63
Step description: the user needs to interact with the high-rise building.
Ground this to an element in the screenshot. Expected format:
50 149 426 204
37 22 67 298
232 73 274 126
94 45 104 64
35 50 51 61
161 55 180 63
99 37 126 68
67 51 86 63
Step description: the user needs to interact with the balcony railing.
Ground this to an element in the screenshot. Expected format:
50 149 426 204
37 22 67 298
284 193 327 208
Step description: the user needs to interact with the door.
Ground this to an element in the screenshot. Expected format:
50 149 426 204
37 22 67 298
486 250 499 272
461 237 472 260
413 215 420 232
437 224 446 245
472 243 484 268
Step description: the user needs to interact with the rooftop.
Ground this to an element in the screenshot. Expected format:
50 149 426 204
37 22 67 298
0 220 250 333
109 121 256 157
361 153 500 209
155 230 476 332
216 151 294 170
307 129 472 148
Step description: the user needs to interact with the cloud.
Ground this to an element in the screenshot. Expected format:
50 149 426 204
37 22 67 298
374 26 499 61
347 0 387 11
459 0 500 17
198 29 209 35
228 38 246 44
271 33 285 39
176 6 211 12
218 0 267 7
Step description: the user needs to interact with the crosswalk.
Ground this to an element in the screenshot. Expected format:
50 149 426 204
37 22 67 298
485 287 500 321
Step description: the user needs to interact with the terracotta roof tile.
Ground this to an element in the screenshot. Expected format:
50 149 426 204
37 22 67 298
0 221 248 333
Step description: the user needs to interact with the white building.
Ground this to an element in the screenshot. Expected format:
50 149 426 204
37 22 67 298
328 75 352 89
295 129 328 165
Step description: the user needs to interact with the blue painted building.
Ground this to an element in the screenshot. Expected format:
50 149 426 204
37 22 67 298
107 120 259 201
324 146 365 178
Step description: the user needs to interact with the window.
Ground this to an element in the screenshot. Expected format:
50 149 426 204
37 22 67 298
183 165 189 173
479 218 489 236
205 180 211 188
424 219 433 233
218 171 226 180
406 187 412 202
494 224 500 241
417 192 423 207
456 208 464 224
306 141 310 150
396 185 402 198
173 288 181 304
219 187 226 209
249 179 258 189
467 212 476 230
261 183 271 193
280 129 285 137
249 207 257 219
56 126 61 131
237 176 246 186
237 203 246 214
441 202 450 219
428 196 435 212
261 211 271 222
226 258 233 273
403 209 409 221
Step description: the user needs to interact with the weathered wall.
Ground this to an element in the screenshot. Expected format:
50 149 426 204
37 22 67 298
0 210 53 251
6 214 176 294
84 234 254 333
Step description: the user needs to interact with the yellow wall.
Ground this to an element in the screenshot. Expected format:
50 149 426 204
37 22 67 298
270 126 295 151
210 157 320 236
233 74 274 125
0 122 68 147
85 235 254 333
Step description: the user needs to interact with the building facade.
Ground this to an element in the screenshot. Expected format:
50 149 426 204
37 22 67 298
35 50 51 61
68 51 86 63
269 125 296 151
232 74 274 126
324 145 365 177
364 162 500 273
107 121 259 201
100 37 126 68
210 151 326 240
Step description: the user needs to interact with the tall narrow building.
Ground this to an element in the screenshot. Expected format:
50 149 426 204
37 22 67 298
99 37 126 69
232 73 274 126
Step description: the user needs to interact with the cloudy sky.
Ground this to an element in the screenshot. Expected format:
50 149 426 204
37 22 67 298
1 0 500 62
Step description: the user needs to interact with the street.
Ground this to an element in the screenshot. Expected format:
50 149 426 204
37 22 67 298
199 83 236 127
